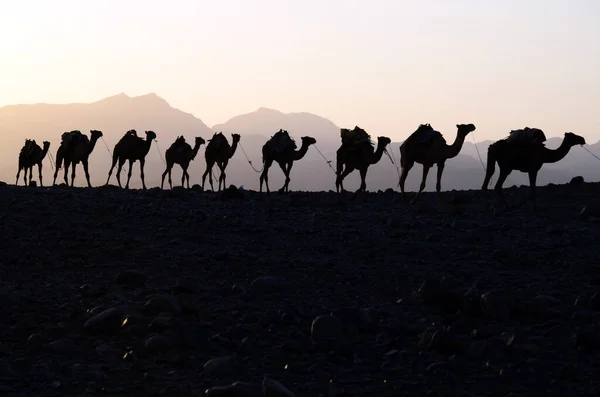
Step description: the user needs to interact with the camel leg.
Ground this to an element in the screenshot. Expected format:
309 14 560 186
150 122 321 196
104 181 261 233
277 161 290 193
106 158 118 186
16 167 21 186
435 162 445 193
53 158 61 186
358 167 368 192
410 164 430 204
351 167 368 201
337 166 354 193
124 160 134 189
284 162 294 193
399 161 414 201
115 158 126 188
260 160 273 193
493 168 512 210
82 159 92 188
161 162 172 189
24 167 30 186
528 170 538 212
515 170 538 212
217 161 227 192
70 163 77 187
202 161 215 191
183 166 191 189
335 152 344 193
63 162 69 185
139 159 147 190
38 163 44 187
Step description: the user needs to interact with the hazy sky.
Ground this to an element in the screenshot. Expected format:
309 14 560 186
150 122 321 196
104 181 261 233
1 0 599 141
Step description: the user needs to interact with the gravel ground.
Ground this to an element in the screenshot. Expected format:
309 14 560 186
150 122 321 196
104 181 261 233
1 180 600 397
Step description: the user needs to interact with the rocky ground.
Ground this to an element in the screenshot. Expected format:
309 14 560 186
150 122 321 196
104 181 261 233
1 180 600 397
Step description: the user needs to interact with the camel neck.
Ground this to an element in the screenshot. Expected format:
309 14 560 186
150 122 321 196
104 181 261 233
542 140 572 164
445 132 467 159
292 143 311 160
370 142 386 164
229 140 239 158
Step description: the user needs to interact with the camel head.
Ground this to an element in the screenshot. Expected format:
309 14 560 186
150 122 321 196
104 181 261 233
90 130 103 139
231 133 241 143
564 132 586 146
300 136 317 147
457 124 476 136
42 141 51 150
145 130 157 141
195 137 206 146
377 136 392 148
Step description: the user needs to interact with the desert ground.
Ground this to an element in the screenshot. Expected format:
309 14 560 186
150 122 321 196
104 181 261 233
1 181 600 397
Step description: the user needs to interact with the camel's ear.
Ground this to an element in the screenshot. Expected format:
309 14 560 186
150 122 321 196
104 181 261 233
456 124 459 128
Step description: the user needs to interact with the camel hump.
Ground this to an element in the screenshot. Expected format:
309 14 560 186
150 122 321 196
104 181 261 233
506 127 547 145
341 126 371 146
266 129 296 153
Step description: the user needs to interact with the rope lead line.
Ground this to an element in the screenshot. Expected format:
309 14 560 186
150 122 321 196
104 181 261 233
238 142 263 173
313 144 336 175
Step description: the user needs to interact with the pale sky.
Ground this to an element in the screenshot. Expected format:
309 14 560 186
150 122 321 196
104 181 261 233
1 0 599 141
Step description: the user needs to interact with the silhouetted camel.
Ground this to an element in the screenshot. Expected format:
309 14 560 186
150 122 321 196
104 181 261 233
335 129 391 193
52 130 103 187
482 130 586 211
259 130 316 193
201 132 240 192
106 129 157 189
16 139 50 186
161 136 206 189
399 123 476 203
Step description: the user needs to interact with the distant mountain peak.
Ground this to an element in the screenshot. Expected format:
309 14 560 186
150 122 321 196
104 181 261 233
256 107 282 114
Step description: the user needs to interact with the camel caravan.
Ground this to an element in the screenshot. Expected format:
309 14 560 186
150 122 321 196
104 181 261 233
15 124 587 209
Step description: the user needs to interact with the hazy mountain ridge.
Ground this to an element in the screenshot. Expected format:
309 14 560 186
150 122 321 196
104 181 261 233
2 93 599 191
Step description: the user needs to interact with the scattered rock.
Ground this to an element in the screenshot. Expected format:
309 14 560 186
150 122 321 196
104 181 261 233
143 295 181 316
205 381 262 397
83 307 125 334
203 355 238 376
310 315 344 348
263 377 296 397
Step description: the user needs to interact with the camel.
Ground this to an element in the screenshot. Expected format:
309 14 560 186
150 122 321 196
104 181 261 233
482 130 586 211
335 128 392 193
106 130 157 189
52 130 103 187
201 132 240 192
160 135 206 189
16 139 50 186
259 130 317 193
399 123 476 203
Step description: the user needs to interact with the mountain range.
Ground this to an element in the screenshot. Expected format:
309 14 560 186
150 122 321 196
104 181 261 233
2 93 599 191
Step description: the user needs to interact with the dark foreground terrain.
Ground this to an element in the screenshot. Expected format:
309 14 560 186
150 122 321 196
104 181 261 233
2 181 600 397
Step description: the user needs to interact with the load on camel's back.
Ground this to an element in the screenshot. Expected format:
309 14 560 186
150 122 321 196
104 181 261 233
505 127 547 145
265 129 297 153
60 130 85 150
208 132 228 151
340 126 371 147
20 139 35 158
406 123 443 147
171 135 189 155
